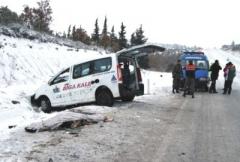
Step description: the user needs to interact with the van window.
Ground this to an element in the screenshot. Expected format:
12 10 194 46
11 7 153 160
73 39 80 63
73 64 81 79
52 68 70 85
73 62 91 79
196 60 208 69
93 57 112 73
81 62 91 76
73 57 111 79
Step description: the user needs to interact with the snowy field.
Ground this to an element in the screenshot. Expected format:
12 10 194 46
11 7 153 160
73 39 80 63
0 35 107 140
0 35 240 142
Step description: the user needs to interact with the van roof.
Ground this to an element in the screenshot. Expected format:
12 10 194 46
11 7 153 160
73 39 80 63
70 43 165 67
72 53 115 66
179 52 208 61
116 43 165 57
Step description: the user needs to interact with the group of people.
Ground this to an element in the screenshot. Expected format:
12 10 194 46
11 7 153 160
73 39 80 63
172 59 236 98
172 59 196 98
208 60 236 95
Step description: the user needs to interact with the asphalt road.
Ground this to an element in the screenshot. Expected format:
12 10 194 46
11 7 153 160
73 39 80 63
153 90 240 162
1 90 240 162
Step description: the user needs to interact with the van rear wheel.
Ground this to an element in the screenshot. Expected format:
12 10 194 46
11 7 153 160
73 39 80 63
121 94 135 102
40 97 52 113
96 90 113 107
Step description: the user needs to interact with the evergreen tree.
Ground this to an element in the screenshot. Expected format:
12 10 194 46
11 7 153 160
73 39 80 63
118 22 128 50
20 6 34 28
102 16 107 36
72 25 76 40
91 18 100 45
69 25 91 45
130 25 147 46
110 26 117 42
62 31 67 38
32 0 53 33
130 33 137 46
75 26 91 45
100 16 110 49
133 25 148 68
110 26 120 52
67 25 71 38
0 6 20 25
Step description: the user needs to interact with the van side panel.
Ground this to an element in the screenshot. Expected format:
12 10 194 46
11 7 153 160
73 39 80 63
68 55 121 105
91 56 121 99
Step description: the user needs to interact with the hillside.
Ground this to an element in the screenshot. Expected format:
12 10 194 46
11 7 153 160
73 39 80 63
0 31 106 137
0 24 92 50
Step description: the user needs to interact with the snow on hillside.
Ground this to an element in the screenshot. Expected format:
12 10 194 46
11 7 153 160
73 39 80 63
0 35 105 139
0 34 174 140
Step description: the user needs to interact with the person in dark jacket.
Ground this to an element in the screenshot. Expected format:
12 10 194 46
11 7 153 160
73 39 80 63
209 60 222 93
223 62 236 94
122 61 130 88
172 59 182 93
223 62 230 91
183 60 196 98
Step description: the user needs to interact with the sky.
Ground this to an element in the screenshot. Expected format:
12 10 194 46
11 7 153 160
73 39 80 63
1 0 240 48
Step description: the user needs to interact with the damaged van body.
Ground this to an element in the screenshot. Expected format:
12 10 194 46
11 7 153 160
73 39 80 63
31 44 165 112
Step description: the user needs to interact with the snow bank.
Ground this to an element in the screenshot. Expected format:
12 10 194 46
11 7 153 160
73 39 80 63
0 35 103 139
142 70 172 95
0 34 173 140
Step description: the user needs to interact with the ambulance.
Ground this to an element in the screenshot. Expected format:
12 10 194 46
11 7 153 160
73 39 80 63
32 44 165 112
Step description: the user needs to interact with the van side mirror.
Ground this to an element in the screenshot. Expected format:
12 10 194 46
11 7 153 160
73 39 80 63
48 80 53 86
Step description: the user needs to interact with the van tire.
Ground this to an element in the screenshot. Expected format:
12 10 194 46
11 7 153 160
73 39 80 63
40 97 52 113
96 90 113 107
121 94 135 102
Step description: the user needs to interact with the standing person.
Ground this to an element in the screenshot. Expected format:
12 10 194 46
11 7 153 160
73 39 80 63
183 60 196 98
223 62 236 94
223 62 230 91
172 59 183 93
122 61 130 88
209 60 222 93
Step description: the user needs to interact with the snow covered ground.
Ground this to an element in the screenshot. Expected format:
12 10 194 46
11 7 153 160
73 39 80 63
0 34 240 144
0 35 106 140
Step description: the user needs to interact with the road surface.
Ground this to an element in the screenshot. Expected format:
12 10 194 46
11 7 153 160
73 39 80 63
1 90 240 162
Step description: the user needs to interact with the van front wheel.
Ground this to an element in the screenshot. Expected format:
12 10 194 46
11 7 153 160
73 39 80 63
96 90 113 107
40 97 52 113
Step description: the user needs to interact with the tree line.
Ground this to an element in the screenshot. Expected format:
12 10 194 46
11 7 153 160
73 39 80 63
222 41 240 52
0 0 148 52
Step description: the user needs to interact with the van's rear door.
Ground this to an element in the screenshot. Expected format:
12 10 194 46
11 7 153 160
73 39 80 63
117 44 165 96
116 44 165 58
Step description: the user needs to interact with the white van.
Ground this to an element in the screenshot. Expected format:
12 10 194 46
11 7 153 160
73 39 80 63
31 44 165 112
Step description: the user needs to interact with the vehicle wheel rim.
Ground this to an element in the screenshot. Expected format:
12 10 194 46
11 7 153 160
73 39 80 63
41 100 47 111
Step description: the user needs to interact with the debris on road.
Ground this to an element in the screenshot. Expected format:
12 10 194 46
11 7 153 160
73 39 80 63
25 109 113 133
